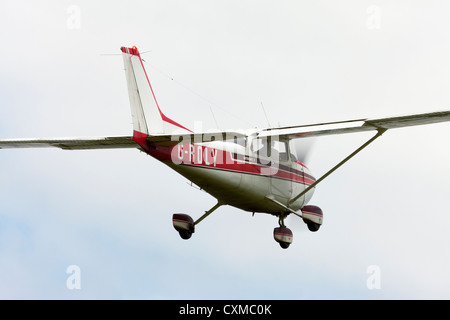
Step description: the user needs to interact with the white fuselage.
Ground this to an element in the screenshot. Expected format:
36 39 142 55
148 134 316 215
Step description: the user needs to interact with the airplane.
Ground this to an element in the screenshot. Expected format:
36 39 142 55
1 45 450 249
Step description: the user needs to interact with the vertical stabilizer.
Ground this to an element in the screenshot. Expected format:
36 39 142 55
121 46 191 140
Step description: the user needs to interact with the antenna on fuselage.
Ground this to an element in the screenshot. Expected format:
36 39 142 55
261 102 271 128
209 105 221 130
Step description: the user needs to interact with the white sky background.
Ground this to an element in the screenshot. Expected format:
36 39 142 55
0 0 449 299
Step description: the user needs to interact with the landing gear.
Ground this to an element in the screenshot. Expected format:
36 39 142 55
274 226 293 249
172 201 323 249
301 205 323 232
272 205 324 249
273 214 293 249
172 214 195 239
172 202 223 240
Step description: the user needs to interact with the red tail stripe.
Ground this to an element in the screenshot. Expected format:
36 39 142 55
121 46 192 133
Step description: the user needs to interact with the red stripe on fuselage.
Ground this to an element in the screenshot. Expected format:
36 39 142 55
181 162 315 186
144 141 316 186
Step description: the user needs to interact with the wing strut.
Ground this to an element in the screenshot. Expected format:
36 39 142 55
288 128 387 206
194 201 224 226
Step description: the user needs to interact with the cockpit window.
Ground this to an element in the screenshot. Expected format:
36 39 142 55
224 137 246 147
234 137 246 147
251 138 291 162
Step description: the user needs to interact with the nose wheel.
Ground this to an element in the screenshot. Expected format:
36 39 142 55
273 213 293 249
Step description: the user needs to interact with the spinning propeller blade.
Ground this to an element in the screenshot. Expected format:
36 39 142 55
293 138 315 164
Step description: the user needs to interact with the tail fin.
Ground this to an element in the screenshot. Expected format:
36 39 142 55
120 46 191 140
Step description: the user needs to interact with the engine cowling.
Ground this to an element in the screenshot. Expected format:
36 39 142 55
301 205 323 232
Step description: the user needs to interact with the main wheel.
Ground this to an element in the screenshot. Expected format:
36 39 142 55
173 214 195 240
178 230 193 240
302 205 323 232
306 221 320 232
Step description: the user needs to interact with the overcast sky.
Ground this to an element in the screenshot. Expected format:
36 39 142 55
0 0 450 299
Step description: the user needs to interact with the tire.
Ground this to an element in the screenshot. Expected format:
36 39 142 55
279 242 290 249
306 221 320 232
179 230 192 240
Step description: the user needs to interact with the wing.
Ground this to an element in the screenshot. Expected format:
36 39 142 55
2 111 448 149
145 130 248 146
0 130 248 150
0 136 138 150
257 111 450 139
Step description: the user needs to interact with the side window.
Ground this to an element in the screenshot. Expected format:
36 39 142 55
259 138 271 158
224 136 247 156
273 140 289 162
251 138 292 162
251 138 271 158
235 137 246 147
225 137 246 147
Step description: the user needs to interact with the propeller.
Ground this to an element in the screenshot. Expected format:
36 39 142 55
286 137 316 230
293 137 315 165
